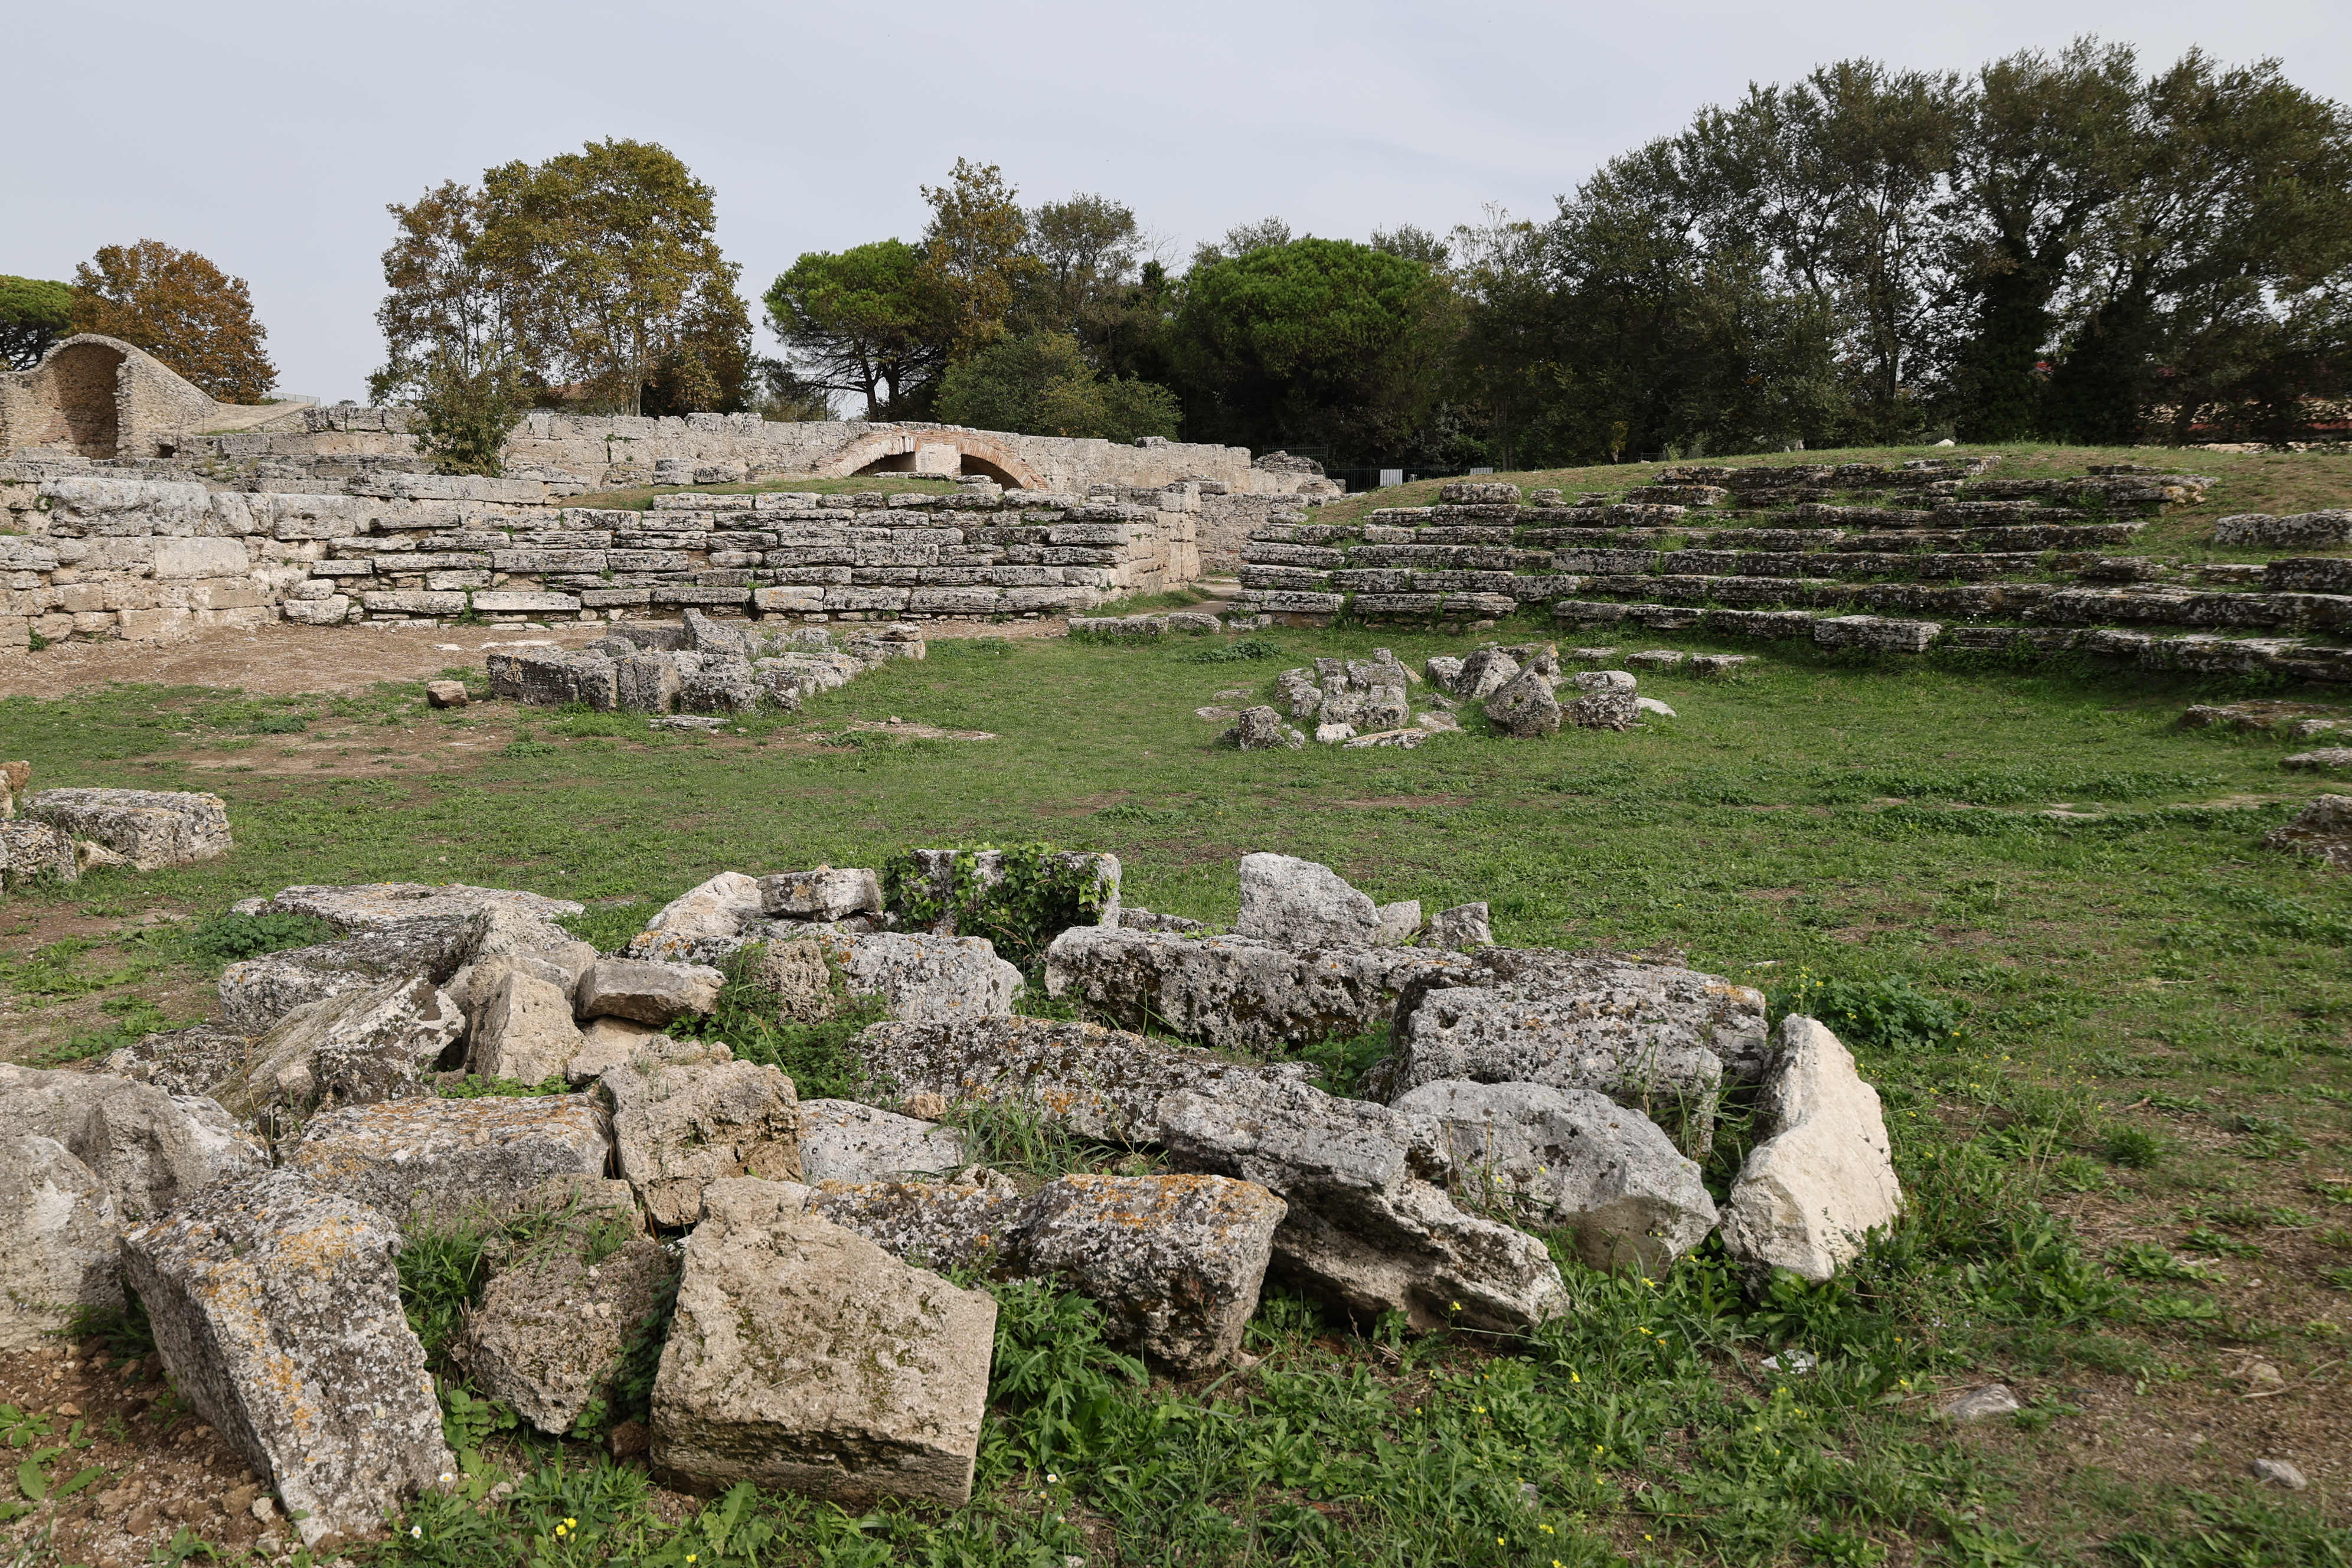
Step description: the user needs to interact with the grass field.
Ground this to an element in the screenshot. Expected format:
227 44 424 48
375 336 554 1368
4 469 2352 1563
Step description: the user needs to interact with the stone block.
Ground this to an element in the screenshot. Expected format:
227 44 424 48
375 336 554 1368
796 1099 968 1184
605 1057 802 1227
285 1093 612 1223
463 1236 677 1435
1236 852 1380 949
1720 1017 1902 1280
23 788 231 870
472 591 582 613
575 958 726 1025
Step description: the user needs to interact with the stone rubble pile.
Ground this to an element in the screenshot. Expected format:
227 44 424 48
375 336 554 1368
488 612 925 716
6 846 1906 1538
0 764 234 890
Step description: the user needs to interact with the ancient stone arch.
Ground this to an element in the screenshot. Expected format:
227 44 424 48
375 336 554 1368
0 334 221 459
43 339 127 456
819 426 1048 490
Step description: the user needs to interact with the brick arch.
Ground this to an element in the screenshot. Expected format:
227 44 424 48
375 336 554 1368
818 427 1048 490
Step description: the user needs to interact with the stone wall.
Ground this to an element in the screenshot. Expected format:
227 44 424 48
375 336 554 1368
0 336 226 460
0 467 1203 646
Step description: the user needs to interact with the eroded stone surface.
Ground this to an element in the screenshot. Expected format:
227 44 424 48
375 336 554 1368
799 931 1022 1023
285 1095 612 1224
0 1135 118 1351
626 873 766 965
462 1238 677 1435
21 789 231 870
575 958 726 1026
649 1178 995 1507
796 1099 968 1184
470 969 587 1083
806 1168 1027 1273
213 976 465 1121
1719 1016 1902 1281
1237 852 1379 949
2265 793 2352 869
217 917 472 1034
257 882 584 932
605 1057 801 1227
120 1169 454 1547
0 1062 264 1223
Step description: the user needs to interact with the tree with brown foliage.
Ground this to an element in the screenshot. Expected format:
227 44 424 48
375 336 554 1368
69 240 275 403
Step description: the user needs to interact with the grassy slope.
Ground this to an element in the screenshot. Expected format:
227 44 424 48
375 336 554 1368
5 497 2352 1562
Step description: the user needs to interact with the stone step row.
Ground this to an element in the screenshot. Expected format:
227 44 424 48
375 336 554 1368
333 582 1112 624
1253 521 2149 552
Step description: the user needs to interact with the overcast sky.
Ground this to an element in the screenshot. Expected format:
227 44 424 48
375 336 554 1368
10 0 2346 403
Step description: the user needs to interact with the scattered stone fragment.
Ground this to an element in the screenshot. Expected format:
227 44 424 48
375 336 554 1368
2250 1458 2308 1491
218 917 473 1033
0 1135 119 1350
214 976 465 1120
626 873 766 965
1636 697 1677 718
1017 1174 1287 1371
1374 900 1423 946
1720 1016 1902 1281
851 1016 1315 1144
808 1168 1027 1273
2263 794 2352 870
759 867 883 921
1935 1384 2020 1423
0 1062 265 1221
1484 668 1562 737
256 881 584 932
796 1099 968 1184
1344 728 1427 749
1760 1349 1818 1375
1569 669 1635 692
120 1169 455 1547
649 1178 997 1507
1416 710 1462 734
1690 655 1750 678
1226 705 1306 750
1315 721 1357 744
471 969 587 1083
21 789 231 870
1237 852 1380 949
605 1057 802 1227
574 958 726 1026
0 819 78 888
2283 747 2352 773
1158 1077 1569 1332
1389 1080 1717 1268
462 1237 678 1436
1424 901 1492 950
1452 647 1523 701
800 930 1023 1022
1623 651 1685 671
285 1095 612 1224
424 680 469 709
1565 689 1639 730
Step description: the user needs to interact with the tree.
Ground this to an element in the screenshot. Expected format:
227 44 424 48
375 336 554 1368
370 181 509 406
69 240 275 402
1022 193 1150 361
478 138 748 417
0 276 72 370
641 274 755 417
412 346 526 476
935 332 1180 440
920 159 1041 362
763 240 949 417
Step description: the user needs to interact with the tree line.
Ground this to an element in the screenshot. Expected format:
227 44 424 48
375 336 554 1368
6 38 2345 469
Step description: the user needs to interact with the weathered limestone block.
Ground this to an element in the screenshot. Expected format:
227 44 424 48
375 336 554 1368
1720 1017 1902 1281
1017 1174 1285 1371
285 1095 612 1224
796 1099 968 1183
649 1179 996 1507
574 958 726 1025
757 867 883 920
1812 615 1940 654
214 976 465 1120
1237 852 1380 949
605 1057 801 1227
2212 509 2352 547
460 1237 677 1435
468 970 587 1083
1452 646 1522 700
0 1062 264 1224
1390 1080 1716 1268
625 871 765 965
1485 668 1563 737
255 881 583 932
0 819 78 888
101 1023 255 1098
1225 705 1305 750
0 1136 119 1350
799 930 1022 1023
1043 925 1479 1054
218 916 473 1033
2264 793 2352 870
120 1170 455 1547
1383 950 1767 1152
806 1170 1027 1273
1158 1078 1567 1331
851 1016 1315 1144
1374 900 1423 946
21 789 231 870
2282 747 2352 773
1425 901 1493 950
1565 689 1639 730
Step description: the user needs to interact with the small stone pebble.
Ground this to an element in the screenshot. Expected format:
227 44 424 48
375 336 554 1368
2250 1458 2308 1490
1936 1384 2020 1422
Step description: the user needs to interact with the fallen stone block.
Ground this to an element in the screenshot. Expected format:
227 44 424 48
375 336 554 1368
285 1094 613 1224
120 1170 454 1547
758 866 883 920
1226 705 1305 749
0 1062 264 1225
1565 689 1639 730
851 1016 1316 1144
2264 793 2352 870
1812 615 1939 654
215 976 465 1121
424 680 468 709
649 1178 995 1507
605 1056 802 1227
218 916 474 1034
807 1169 1027 1273
0 1135 119 1351
744 938 840 1024
462 1236 677 1435
1237 851 1380 949
1044 925 1479 1054
101 1023 255 1097
1381 949 1769 1154
21 789 231 870
575 958 726 1026
1391 1080 1717 1268
468 969 587 1083
1719 1016 1902 1281
799 930 1023 1023
1017 1174 1285 1371
797 1099 968 1183
566 1022 716 1087
1425 902 1492 950
1158 1077 1567 1332
2283 747 2352 773
625 872 766 965
1374 900 1422 946
1485 668 1563 737
0 819 78 888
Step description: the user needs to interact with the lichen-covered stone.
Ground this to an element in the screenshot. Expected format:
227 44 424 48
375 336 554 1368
1237 852 1380 949
797 1099 968 1183
806 1169 1027 1273
649 1178 995 1507
2264 793 2352 870
21 789 232 870
1425 902 1493 950
795 930 1022 1022
119 1169 454 1547
470 969 587 1083
1016 1174 1285 1371
462 1238 677 1435
625 872 766 965
1390 1080 1717 1268
851 1016 1315 1144
758 867 883 920
254 881 583 932
102 1024 255 1098
1225 705 1305 749
1158 1077 1568 1332
574 958 726 1026
285 1095 613 1224
0 1062 265 1223
1564 689 1639 730
213 976 465 1121
605 1057 801 1227
1484 668 1562 737
1720 1017 1901 1281
0 1135 117 1351
0 819 77 888
217 917 473 1033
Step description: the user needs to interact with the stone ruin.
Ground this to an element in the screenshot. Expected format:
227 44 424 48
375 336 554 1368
485 609 923 717
0 766 231 889
8 832 1904 1540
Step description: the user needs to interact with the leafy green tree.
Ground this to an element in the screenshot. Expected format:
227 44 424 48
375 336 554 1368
370 179 508 406
641 274 756 417
1022 193 1161 373
412 345 525 476
920 159 1042 362
935 332 1180 441
1170 237 1455 465
763 240 948 417
478 138 747 417
0 276 73 370
70 240 275 402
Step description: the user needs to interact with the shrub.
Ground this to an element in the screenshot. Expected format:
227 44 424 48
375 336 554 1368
882 842 1115 971
1770 971 1960 1050
182 910 338 972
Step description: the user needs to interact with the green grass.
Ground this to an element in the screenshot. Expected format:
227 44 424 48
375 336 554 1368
5 616 2351 1562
